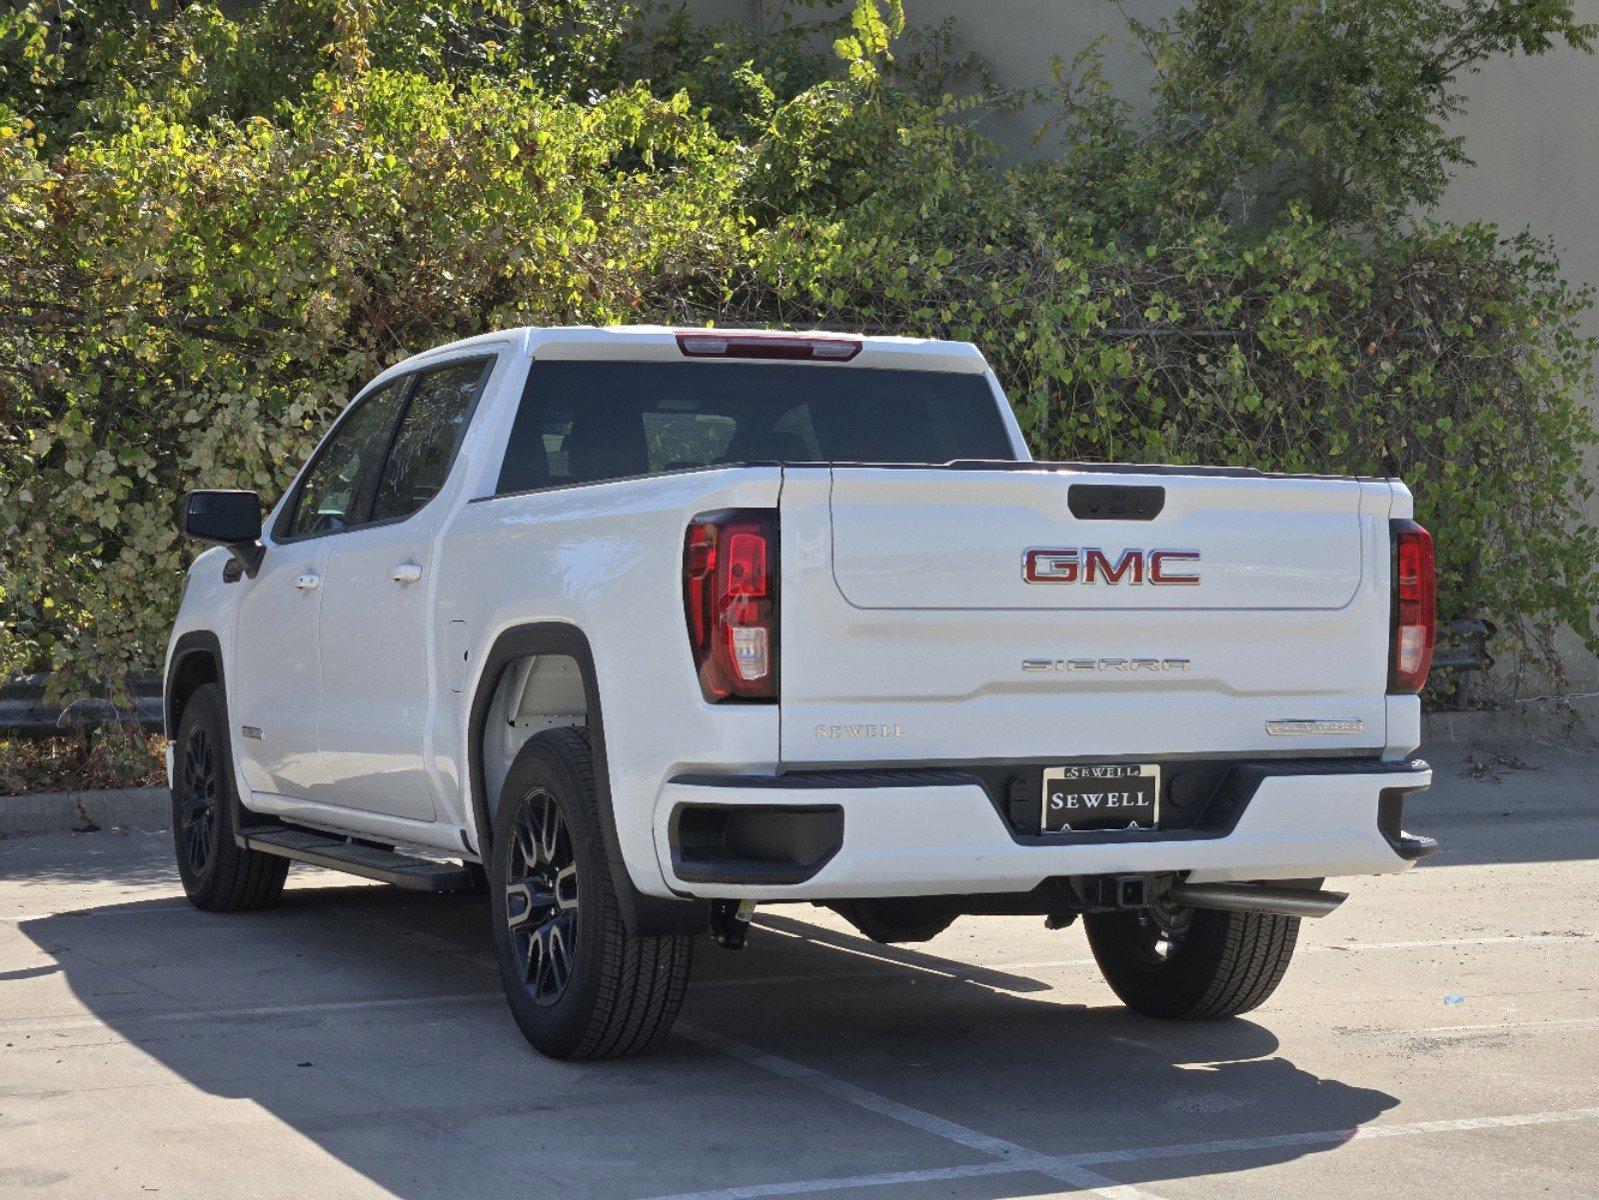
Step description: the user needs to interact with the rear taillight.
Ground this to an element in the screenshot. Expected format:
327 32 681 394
1389 519 1435 694
683 510 778 701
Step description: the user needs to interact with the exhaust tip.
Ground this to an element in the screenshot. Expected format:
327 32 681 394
1167 881 1347 919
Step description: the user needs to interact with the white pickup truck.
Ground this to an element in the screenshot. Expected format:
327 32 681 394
167 325 1437 1060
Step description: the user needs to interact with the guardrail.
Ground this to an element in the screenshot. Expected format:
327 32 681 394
1433 618 1495 674
0 675 163 739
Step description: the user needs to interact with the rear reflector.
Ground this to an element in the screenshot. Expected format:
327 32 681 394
1389 519 1435 694
683 510 779 701
676 332 861 362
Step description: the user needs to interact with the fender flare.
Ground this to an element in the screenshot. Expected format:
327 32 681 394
466 622 707 938
165 630 226 739
165 628 264 832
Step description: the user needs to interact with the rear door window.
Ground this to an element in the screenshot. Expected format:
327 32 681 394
496 360 1015 494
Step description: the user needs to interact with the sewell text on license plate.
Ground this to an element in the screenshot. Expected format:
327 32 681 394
1042 763 1160 832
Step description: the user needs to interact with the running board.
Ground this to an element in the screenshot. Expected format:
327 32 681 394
238 826 473 892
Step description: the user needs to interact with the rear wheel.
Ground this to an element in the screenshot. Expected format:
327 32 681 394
489 727 693 1060
1084 899 1299 1020
172 683 288 912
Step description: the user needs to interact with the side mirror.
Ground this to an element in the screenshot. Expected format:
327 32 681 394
180 490 265 577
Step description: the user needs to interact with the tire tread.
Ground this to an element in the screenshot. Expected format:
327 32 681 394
1086 904 1299 1021
495 726 692 1060
175 684 289 913
1186 910 1299 1019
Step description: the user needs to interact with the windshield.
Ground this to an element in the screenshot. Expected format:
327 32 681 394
495 360 1018 494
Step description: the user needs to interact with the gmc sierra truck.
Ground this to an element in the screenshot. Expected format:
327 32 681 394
167 325 1437 1060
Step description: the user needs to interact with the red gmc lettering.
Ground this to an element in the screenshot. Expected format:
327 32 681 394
1149 549 1201 586
1023 548 1079 582
1025 548 1200 585
1082 548 1144 584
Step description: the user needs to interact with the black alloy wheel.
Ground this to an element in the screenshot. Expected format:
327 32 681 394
178 724 218 876
504 788 581 1006
1120 895 1194 964
171 682 288 911
489 726 693 1060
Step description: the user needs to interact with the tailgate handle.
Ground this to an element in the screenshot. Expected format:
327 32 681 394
1068 483 1164 521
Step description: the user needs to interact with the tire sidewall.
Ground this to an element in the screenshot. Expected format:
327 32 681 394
172 683 234 899
1084 907 1229 1018
489 736 611 1058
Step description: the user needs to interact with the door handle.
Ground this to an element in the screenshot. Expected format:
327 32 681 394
294 573 321 592
390 561 423 585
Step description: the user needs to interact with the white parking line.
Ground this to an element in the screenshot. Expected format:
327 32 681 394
700 933 1595 993
1316 933 1595 951
638 1103 1599 1200
996 932 1594 970
640 1162 1022 1200
0 991 499 1035
1405 1015 1599 1036
695 970 894 990
981 957 1096 970
0 879 391 926
1075 1105 1599 1165
753 921 1053 987
0 902 197 924
679 1024 1169 1200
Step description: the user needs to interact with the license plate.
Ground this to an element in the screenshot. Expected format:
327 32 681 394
1042 764 1160 832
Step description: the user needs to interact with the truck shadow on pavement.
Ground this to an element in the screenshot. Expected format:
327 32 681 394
12 878 1400 1200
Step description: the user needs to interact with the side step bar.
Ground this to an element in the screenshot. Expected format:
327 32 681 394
238 826 473 892
1167 881 1347 919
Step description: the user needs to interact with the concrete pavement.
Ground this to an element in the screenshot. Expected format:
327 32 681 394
0 742 1595 1199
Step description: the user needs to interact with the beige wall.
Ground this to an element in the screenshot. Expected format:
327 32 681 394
1426 2 1599 692
697 0 1599 691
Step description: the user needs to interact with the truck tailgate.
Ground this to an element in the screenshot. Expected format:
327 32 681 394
778 465 1399 764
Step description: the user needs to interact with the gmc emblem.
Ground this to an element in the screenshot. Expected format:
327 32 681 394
1023 547 1201 586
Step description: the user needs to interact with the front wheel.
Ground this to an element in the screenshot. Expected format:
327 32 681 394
172 683 288 912
489 727 693 1060
1084 900 1299 1020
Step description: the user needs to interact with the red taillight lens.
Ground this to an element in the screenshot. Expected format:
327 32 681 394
1389 519 1435 694
683 510 778 701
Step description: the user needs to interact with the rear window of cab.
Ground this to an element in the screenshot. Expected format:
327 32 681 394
495 360 1018 494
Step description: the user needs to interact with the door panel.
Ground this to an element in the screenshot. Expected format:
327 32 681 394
231 541 330 799
233 376 413 802
315 356 493 822
317 526 438 820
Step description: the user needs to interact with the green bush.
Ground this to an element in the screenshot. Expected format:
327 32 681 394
736 208 1598 677
1 0 1595 708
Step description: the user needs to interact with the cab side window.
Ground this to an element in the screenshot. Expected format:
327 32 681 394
370 359 491 523
285 379 409 539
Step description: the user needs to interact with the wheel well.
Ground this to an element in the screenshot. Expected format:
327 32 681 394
466 622 706 937
167 649 219 738
479 653 588 831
